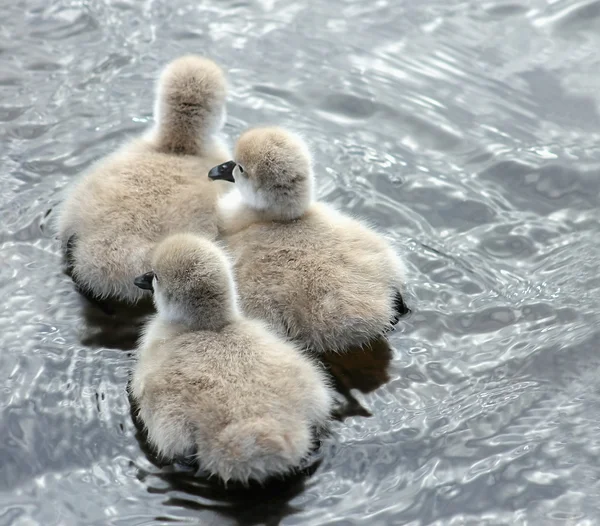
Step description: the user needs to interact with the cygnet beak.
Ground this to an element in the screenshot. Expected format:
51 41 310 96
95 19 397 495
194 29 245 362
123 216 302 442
134 271 155 291
208 160 236 183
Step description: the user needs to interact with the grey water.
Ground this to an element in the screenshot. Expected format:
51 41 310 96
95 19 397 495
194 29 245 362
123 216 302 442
1 0 600 524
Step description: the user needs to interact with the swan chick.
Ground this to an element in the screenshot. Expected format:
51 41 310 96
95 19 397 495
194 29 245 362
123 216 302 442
131 233 334 483
210 126 409 353
55 55 230 304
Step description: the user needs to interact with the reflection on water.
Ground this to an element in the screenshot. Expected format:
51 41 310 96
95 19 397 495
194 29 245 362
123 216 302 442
78 297 153 351
323 337 394 419
2 0 600 524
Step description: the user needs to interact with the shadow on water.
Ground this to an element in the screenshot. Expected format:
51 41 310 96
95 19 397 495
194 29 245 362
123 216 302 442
78 295 154 350
140 465 315 526
320 336 394 419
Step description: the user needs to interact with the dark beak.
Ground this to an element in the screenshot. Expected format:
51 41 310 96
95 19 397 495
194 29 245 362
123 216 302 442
134 271 155 291
208 160 236 183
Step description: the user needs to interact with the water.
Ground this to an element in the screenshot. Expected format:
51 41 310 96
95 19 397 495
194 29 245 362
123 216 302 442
1 0 600 524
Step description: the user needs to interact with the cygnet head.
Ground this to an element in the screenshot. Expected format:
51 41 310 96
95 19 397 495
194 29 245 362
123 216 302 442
134 234 238 331
153 55 227 155
209 127 314 220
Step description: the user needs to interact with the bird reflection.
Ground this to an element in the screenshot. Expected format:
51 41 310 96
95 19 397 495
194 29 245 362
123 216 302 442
319 336 393 419
140 463 314 526
78 295 154 350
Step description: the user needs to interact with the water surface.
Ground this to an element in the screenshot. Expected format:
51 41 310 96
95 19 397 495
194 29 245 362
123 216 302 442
1 0 600 524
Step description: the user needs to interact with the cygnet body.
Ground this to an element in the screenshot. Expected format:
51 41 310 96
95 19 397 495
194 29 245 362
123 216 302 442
130 233 333 483
55 56 231 303
210 127 409 353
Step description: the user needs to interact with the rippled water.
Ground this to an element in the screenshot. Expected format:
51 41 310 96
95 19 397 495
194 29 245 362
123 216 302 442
2 0 600 524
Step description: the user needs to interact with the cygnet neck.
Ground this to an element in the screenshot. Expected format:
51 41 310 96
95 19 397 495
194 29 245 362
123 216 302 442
151 128 214 157
252 201 309 222
189 309 236 332
156 296 239 333
237 182 313 222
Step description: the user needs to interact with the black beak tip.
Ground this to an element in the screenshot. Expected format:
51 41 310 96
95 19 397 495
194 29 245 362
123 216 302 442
134 271 155 291
208 161 236 183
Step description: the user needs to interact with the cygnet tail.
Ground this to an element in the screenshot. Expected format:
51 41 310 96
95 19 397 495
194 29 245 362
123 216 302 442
151 55 227 156
207 418 310 483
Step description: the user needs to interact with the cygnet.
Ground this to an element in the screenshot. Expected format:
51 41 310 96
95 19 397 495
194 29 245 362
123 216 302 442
209 126 409 353
54 55 231 304
130 233 334 483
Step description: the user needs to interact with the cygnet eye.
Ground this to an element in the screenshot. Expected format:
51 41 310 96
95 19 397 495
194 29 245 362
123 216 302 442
238 164 245 174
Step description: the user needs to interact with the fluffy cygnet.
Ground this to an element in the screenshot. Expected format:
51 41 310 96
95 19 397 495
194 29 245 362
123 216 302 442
210 127 409 353
130 233 334 483
54 55 231 304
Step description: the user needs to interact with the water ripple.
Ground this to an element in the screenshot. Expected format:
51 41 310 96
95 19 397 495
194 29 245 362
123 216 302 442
1 0 600 524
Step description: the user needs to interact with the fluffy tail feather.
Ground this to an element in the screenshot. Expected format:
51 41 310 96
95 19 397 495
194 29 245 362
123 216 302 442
151 55 227 156
204 418 311 483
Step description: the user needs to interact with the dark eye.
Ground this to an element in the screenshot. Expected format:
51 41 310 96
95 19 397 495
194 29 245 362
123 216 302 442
238 165 245 174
